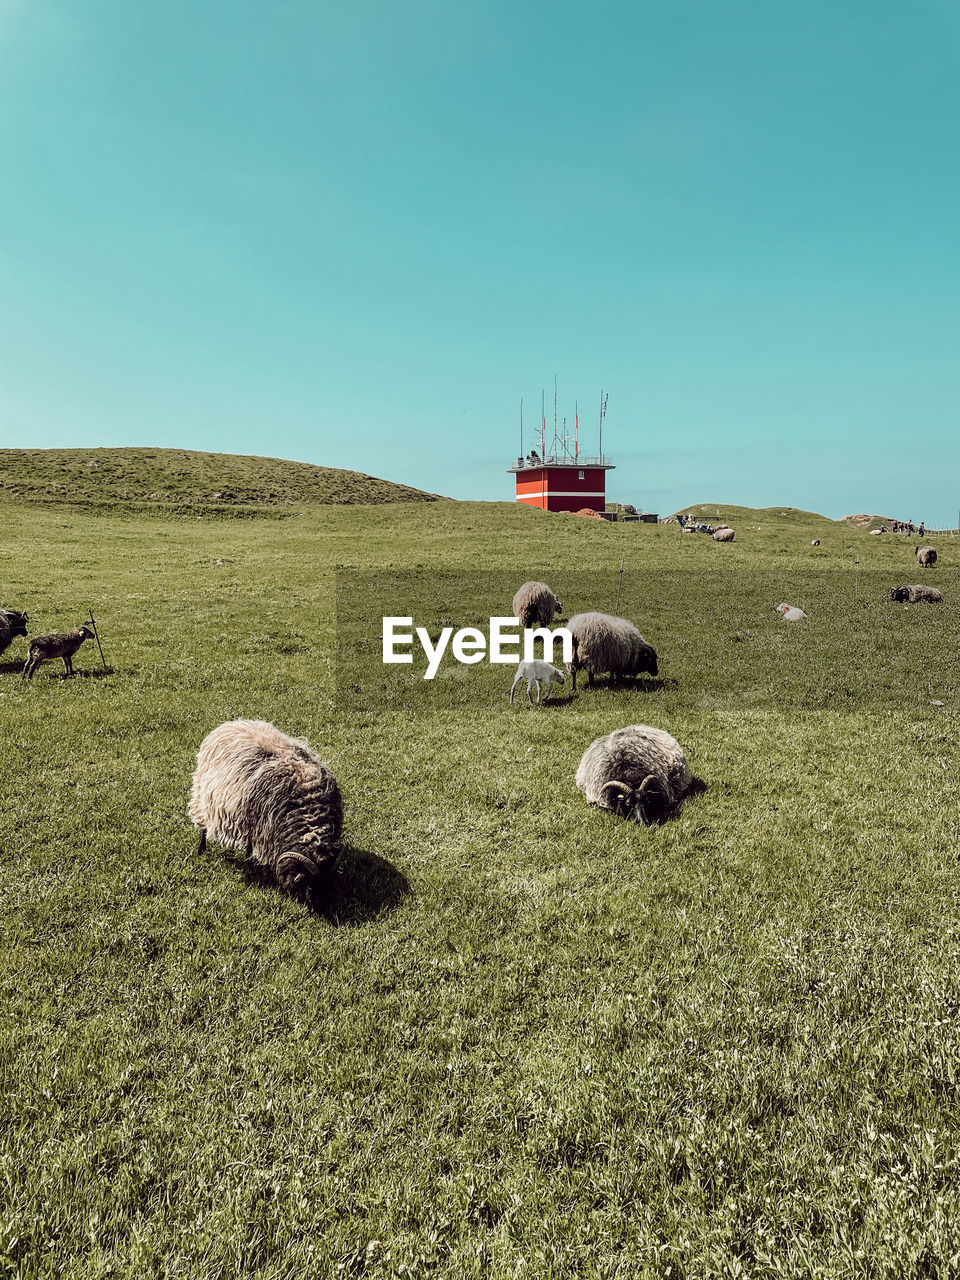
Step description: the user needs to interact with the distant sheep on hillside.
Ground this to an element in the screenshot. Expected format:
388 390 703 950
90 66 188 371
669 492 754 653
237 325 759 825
512 581 563 629
576 724 691 825
566 612 658 691
712 527 735 543
915 546 938 568
890 585 943 604
811 540 821 547
189 719 343 898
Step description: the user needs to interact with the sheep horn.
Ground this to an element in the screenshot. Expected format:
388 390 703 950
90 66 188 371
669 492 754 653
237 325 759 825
599 780 633 798
277 851 317 875
599 780 634 811
636 775 668 824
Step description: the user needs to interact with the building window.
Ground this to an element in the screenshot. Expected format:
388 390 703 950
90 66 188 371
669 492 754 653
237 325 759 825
578 470 584 480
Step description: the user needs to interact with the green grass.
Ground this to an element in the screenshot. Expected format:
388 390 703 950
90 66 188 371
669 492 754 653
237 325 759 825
0 448 439 513
2 495 959 1277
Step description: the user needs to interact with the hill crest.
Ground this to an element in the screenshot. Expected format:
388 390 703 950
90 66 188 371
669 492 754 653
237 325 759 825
0 447 439 511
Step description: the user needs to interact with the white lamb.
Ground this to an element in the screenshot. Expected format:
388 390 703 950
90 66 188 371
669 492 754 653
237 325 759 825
776 603 808 622
509 659 565 706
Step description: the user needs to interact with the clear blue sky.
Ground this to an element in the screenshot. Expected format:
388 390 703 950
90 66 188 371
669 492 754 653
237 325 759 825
1 1 957 521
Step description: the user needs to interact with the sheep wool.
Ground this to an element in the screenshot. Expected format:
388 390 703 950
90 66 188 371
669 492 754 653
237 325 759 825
577 724 691 825
189 720 343 895
566 612 658 690
22 626 94 678
0 608 28 657
890 584 943 604
712 527 735 542
512 581 563 629
915 546 938 568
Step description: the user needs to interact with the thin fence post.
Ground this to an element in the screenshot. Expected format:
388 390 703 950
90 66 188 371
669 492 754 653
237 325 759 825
88 608 108 668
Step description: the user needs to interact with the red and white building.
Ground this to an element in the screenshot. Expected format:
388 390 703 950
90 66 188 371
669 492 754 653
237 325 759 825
508 452 615 514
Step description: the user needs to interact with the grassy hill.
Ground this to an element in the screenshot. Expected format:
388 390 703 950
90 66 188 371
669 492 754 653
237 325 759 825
2 494 960 1275
0 447 439 512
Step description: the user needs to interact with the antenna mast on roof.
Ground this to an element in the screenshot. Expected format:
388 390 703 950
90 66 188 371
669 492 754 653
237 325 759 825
599 391 608 461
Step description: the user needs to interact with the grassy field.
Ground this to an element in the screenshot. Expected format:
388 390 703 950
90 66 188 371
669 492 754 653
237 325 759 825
1 495 959 1278
0 448 439 512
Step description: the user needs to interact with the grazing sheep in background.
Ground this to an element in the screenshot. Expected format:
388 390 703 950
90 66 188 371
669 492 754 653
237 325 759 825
776 603 808 622
509 659 565 706
890 584 943 604
566 612 658 691
869 528 884 536
712 527 735 542
189 720 342 897
0 608 28 657
512 581 563 629
811 540 821 546
915 545 938 568
21 625 95 679
576 724 691 825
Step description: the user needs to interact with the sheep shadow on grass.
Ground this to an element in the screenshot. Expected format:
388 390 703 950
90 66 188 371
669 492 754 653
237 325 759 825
14 665 116 680
231 846 410 924
514 692 578 710
0 660 24 676
577 675 679 694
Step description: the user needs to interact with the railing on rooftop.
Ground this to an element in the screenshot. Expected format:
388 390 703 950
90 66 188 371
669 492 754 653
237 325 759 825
510 454 613 470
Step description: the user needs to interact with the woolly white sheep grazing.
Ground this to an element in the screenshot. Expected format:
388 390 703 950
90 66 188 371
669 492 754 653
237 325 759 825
915 545 938 568
509 659 564 706
189 720 342 896
566 612 658 691
512 581 563 629
576 724 691 825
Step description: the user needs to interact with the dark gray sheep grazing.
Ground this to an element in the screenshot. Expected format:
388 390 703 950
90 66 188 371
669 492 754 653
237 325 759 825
576 724 691 825
566 612 658 691
915 546 938 568
890 584 943 604
512 581 563 629
0 608 28 657
22 625 94 679
189 720 343 898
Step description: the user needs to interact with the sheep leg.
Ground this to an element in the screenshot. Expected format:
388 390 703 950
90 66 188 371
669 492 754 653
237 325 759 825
21 658 34 680
509 673 521 704
63 656 73 676
196 829 206 855
526 680 534 707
